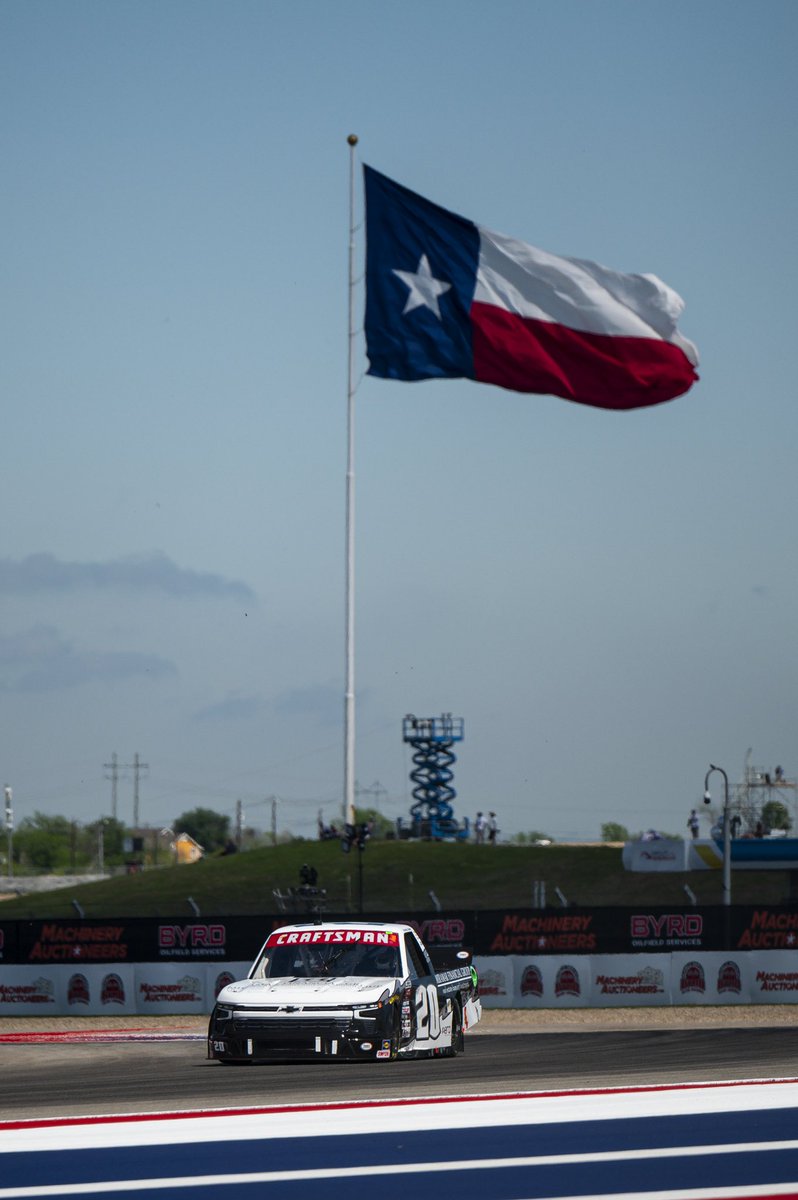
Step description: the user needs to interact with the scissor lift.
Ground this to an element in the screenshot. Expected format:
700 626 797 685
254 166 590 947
401 713 469 841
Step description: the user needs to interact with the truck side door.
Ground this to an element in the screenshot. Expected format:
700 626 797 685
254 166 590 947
404 930 442 1048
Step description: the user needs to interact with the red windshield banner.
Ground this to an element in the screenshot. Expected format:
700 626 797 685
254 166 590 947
266 928 400 947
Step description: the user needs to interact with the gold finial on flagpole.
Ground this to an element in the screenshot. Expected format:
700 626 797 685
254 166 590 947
347 133 358 146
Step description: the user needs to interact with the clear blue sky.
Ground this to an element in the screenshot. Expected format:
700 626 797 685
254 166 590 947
2 0 796 844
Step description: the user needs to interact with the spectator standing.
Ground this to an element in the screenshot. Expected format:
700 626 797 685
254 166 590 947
687 809 700 839
488 812 498 844
474 811 486 844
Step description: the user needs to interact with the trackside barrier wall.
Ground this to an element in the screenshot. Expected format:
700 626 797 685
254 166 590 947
1 952 798 1016
472 951 798 1008
0 962 252 1016
2 908 798 1014
3 905 798 962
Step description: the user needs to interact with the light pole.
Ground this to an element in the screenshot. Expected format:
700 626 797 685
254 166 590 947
4 786 13 882
704 763 731 906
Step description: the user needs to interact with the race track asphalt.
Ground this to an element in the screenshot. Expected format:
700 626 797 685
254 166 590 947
2 1009 798 1121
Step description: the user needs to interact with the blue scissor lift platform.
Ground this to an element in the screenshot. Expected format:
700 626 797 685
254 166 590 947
400 713 469 841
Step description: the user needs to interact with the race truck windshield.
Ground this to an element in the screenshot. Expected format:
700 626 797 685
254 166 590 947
252 941 401 980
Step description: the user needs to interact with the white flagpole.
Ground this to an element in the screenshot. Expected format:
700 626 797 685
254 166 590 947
344 134 358 830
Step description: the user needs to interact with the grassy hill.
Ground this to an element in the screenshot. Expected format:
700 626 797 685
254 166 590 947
1 841 795 918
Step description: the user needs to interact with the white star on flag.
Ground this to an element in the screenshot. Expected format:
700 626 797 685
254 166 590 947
393 254 451 319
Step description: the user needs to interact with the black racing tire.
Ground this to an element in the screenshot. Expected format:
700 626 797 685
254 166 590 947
388 1003 404 1060
440 998 464 1058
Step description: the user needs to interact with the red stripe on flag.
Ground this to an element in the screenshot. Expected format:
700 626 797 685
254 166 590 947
471 302 698 410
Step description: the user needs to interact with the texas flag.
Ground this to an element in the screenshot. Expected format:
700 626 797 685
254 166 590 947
363 166 698 411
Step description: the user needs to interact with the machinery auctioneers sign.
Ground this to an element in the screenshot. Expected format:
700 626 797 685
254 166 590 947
472 951 798 1008
2 910 798 1014
3 917 269 965
443 908 798 955
1 906 798 968
0 962 252 1016
473 908 721 954
2 951 798 1016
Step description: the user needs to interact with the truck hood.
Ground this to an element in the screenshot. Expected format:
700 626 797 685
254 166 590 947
216 975 398 1008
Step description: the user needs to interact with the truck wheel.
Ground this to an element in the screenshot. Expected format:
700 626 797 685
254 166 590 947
386 1005 403 1060
440 999 463 1057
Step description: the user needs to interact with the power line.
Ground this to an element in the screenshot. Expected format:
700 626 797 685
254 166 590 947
130 753 149 828
102 753 149 827
103 753 119 821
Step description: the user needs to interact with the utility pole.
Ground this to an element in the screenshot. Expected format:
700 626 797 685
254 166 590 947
271 796 277 846
103 753 119 821
4 785 13 881
132 753 148 829
235 799 243 849
103 753 149 826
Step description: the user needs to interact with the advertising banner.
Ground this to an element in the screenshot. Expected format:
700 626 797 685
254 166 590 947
748 953 798 1003
128 962 250 1013
208 963 251 1003
622 840 690 872
0 966 60 1015
473 955 515 1007
62 965 138 1015
476 910 599 956
586 955 671 1006
12 917 268 966
0 921 15 963
625 909 724 954
17 919 135 966
732 909 798 952
3 908 798 968
492 952 790 1007
2 952 797 1014
133 963 210 1014
471 908 727 956
154 921 249 963
510 956 592 1008
405 913 476 951
669 952 751 1005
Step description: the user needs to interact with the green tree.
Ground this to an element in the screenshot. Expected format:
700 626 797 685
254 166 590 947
15 828 62 871
761 799 791 833
174 807 230 852
13 813 131 872
354 806 394 840
601 822 630 843
14 812 73 872
84 817 127 867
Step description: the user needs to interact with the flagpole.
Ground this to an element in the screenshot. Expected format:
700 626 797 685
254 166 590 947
344 133 358 831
